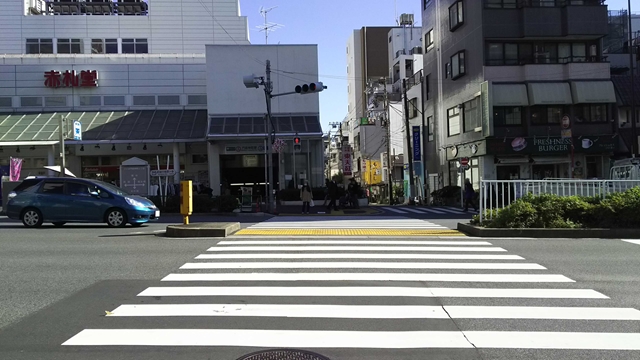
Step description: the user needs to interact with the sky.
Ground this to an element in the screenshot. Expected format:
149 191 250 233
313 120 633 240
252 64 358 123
238 0 631 132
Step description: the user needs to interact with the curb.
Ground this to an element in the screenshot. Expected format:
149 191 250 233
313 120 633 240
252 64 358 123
458 222 640 239
165 222 241 238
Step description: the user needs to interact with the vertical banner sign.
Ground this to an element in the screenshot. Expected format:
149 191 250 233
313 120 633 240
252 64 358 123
481 81 493 137
9 157 23 181
73 121 82 141
412 126 421 161
342 145 353 176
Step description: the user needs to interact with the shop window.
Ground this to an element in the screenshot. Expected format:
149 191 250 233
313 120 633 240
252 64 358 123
0 97 11 107
530 106 565 125
158 95 180 105
494 107 522 126
26 39 53 54
57 39 82 54
486 0 517 8
122 39 148 54
586 156 602 179
133 96 156 106
463 97 480 132
45 96 66 107
191 154 208 164
447 106 461 136
575 104 607 123
449 1 464 31
21 97 43 107
450 50 466 80
104 96 125 106
188 95 207 105
80 96 102 106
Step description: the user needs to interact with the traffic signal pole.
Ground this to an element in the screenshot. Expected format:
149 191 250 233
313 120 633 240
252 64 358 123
402 78 415 204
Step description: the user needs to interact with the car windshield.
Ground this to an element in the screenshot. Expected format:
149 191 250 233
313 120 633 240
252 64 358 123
94 181 131 196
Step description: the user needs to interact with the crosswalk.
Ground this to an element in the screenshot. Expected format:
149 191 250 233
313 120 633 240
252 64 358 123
62 238 640 353
382 206 477 215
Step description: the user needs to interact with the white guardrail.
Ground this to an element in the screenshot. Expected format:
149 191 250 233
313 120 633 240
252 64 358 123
479 179 640 222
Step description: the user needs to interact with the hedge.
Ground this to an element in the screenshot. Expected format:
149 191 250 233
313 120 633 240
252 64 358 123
473 188 640 229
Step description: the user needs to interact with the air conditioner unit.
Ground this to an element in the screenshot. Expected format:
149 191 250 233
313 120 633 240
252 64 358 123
410 46 423 55
399 13 414 26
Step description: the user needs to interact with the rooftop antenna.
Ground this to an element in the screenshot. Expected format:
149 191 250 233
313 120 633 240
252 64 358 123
256 6 284 44
395 0 399 25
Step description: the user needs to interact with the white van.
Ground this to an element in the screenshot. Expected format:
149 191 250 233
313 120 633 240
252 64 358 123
610 158 640 180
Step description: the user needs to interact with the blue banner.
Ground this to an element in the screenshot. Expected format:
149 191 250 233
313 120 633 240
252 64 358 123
412 126 421 161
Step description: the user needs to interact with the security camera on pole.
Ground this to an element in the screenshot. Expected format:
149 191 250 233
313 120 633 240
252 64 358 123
243 62 326 213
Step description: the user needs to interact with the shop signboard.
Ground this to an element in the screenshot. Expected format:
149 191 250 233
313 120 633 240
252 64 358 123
224 144 267 154
73 121 82 141
412 126 421 161
44 70 98 88
487 136 617 155
342 145 353 176
481 81 493 137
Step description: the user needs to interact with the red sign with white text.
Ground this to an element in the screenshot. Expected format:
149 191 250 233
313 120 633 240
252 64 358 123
342 145 353 176
44 70 99 88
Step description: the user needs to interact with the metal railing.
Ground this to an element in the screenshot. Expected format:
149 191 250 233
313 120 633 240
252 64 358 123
479 179 640 222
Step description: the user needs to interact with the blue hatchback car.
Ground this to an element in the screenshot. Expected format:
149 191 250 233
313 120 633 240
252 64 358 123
6 177 159 228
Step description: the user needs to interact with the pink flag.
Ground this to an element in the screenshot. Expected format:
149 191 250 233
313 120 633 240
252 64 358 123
9 157 23 181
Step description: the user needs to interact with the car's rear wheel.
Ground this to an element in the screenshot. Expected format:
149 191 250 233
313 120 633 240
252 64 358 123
106 209 127 228
22 208 43 228
52 222 66 227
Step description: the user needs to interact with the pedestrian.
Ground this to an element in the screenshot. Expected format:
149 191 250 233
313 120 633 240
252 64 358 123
322 179 330 206
326 179 339 212
463 178 477 212
300 181 312 214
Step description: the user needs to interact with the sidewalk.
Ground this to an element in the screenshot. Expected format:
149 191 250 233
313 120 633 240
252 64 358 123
273 204 382 216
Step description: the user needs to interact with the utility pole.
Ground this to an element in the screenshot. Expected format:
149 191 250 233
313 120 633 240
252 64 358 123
58 115 66 177
402 78 415 204
263 60 275 212
384 78 393 205
420 73 428 204
629 0 638 157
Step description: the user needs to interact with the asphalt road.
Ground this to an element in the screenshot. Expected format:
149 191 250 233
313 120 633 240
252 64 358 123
1 216 640 360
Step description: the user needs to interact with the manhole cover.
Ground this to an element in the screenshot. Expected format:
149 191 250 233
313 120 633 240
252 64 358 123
236 349 331 360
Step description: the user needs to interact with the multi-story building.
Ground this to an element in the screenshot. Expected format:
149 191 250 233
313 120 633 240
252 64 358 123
422 0 621 191
0 0 323 197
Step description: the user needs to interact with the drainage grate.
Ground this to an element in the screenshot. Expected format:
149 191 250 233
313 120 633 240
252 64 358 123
236 349 331 360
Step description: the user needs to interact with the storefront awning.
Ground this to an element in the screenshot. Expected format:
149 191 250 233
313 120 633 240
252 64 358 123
493 84 529 106
496 156 529 164
527 83 572 105
208 115 323 139
531 155 571 164
0 110 208 144
570 81 617 104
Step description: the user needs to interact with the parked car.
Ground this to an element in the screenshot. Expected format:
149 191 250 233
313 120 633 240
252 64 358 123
6 177 159 228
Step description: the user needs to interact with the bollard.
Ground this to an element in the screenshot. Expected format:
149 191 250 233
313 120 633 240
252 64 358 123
180 180 193 225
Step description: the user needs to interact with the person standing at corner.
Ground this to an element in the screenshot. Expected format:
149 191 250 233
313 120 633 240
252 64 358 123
300 181 312 215
463 178 477 212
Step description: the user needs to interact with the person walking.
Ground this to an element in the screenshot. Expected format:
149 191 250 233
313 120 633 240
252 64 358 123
463 178 477 212
300 181 313 214
326 179 339 212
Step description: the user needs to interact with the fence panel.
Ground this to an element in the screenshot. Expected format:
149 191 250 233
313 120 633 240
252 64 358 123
479 179 640 222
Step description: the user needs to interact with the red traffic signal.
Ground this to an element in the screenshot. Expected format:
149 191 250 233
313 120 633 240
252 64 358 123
295 82 325 94
294 137 301 144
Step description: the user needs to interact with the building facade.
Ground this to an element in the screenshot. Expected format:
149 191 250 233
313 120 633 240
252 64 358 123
422 0 623 191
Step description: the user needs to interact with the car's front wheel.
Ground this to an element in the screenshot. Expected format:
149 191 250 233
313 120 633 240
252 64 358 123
22 208 43 228
106 209 127 228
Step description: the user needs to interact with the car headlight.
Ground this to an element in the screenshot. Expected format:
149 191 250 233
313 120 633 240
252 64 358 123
125 197 146 208
7 191 17 199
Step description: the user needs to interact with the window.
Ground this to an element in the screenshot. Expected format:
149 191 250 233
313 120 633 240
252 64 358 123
21 97 43 107
104 96 125 106
45 96 66 107
494 107 522 126
26 39 53 54
0 97 11 107
158 95 180 105
444 62 451 78
91 39 104 54
485 0 517 8
575 104 607 123
188 95 207 105
57 39 82 54
425 74 431 100
409 98 418 118
133 96 156 106
67 182 92 196
427 116 434 140
463 97 480 132
531 106 565 125
447 106 461 136
450 51 466 80
92 39 118 54
122 39 148 54
449 1 464 31
424 0 433 9
80 96 102 106
40 182 64 194
425 29 434 49
389 36 392 43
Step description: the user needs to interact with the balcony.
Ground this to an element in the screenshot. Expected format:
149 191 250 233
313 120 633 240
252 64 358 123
484 62 610 82
483 0 607 38
407 69 423 90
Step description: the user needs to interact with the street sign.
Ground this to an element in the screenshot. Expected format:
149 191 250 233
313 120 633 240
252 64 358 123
150 169 176 177
561 115 571 129
460 157 470 167
561 129 572 139
73 121 82 141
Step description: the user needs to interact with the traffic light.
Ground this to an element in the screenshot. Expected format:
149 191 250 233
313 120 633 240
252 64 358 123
295 82 325 94
294 136 301 152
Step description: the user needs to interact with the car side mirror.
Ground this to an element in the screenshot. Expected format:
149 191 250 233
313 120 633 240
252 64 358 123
89 191 100 197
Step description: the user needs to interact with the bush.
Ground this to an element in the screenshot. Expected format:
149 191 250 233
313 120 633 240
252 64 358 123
216 195 239 213
479 188 640 229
